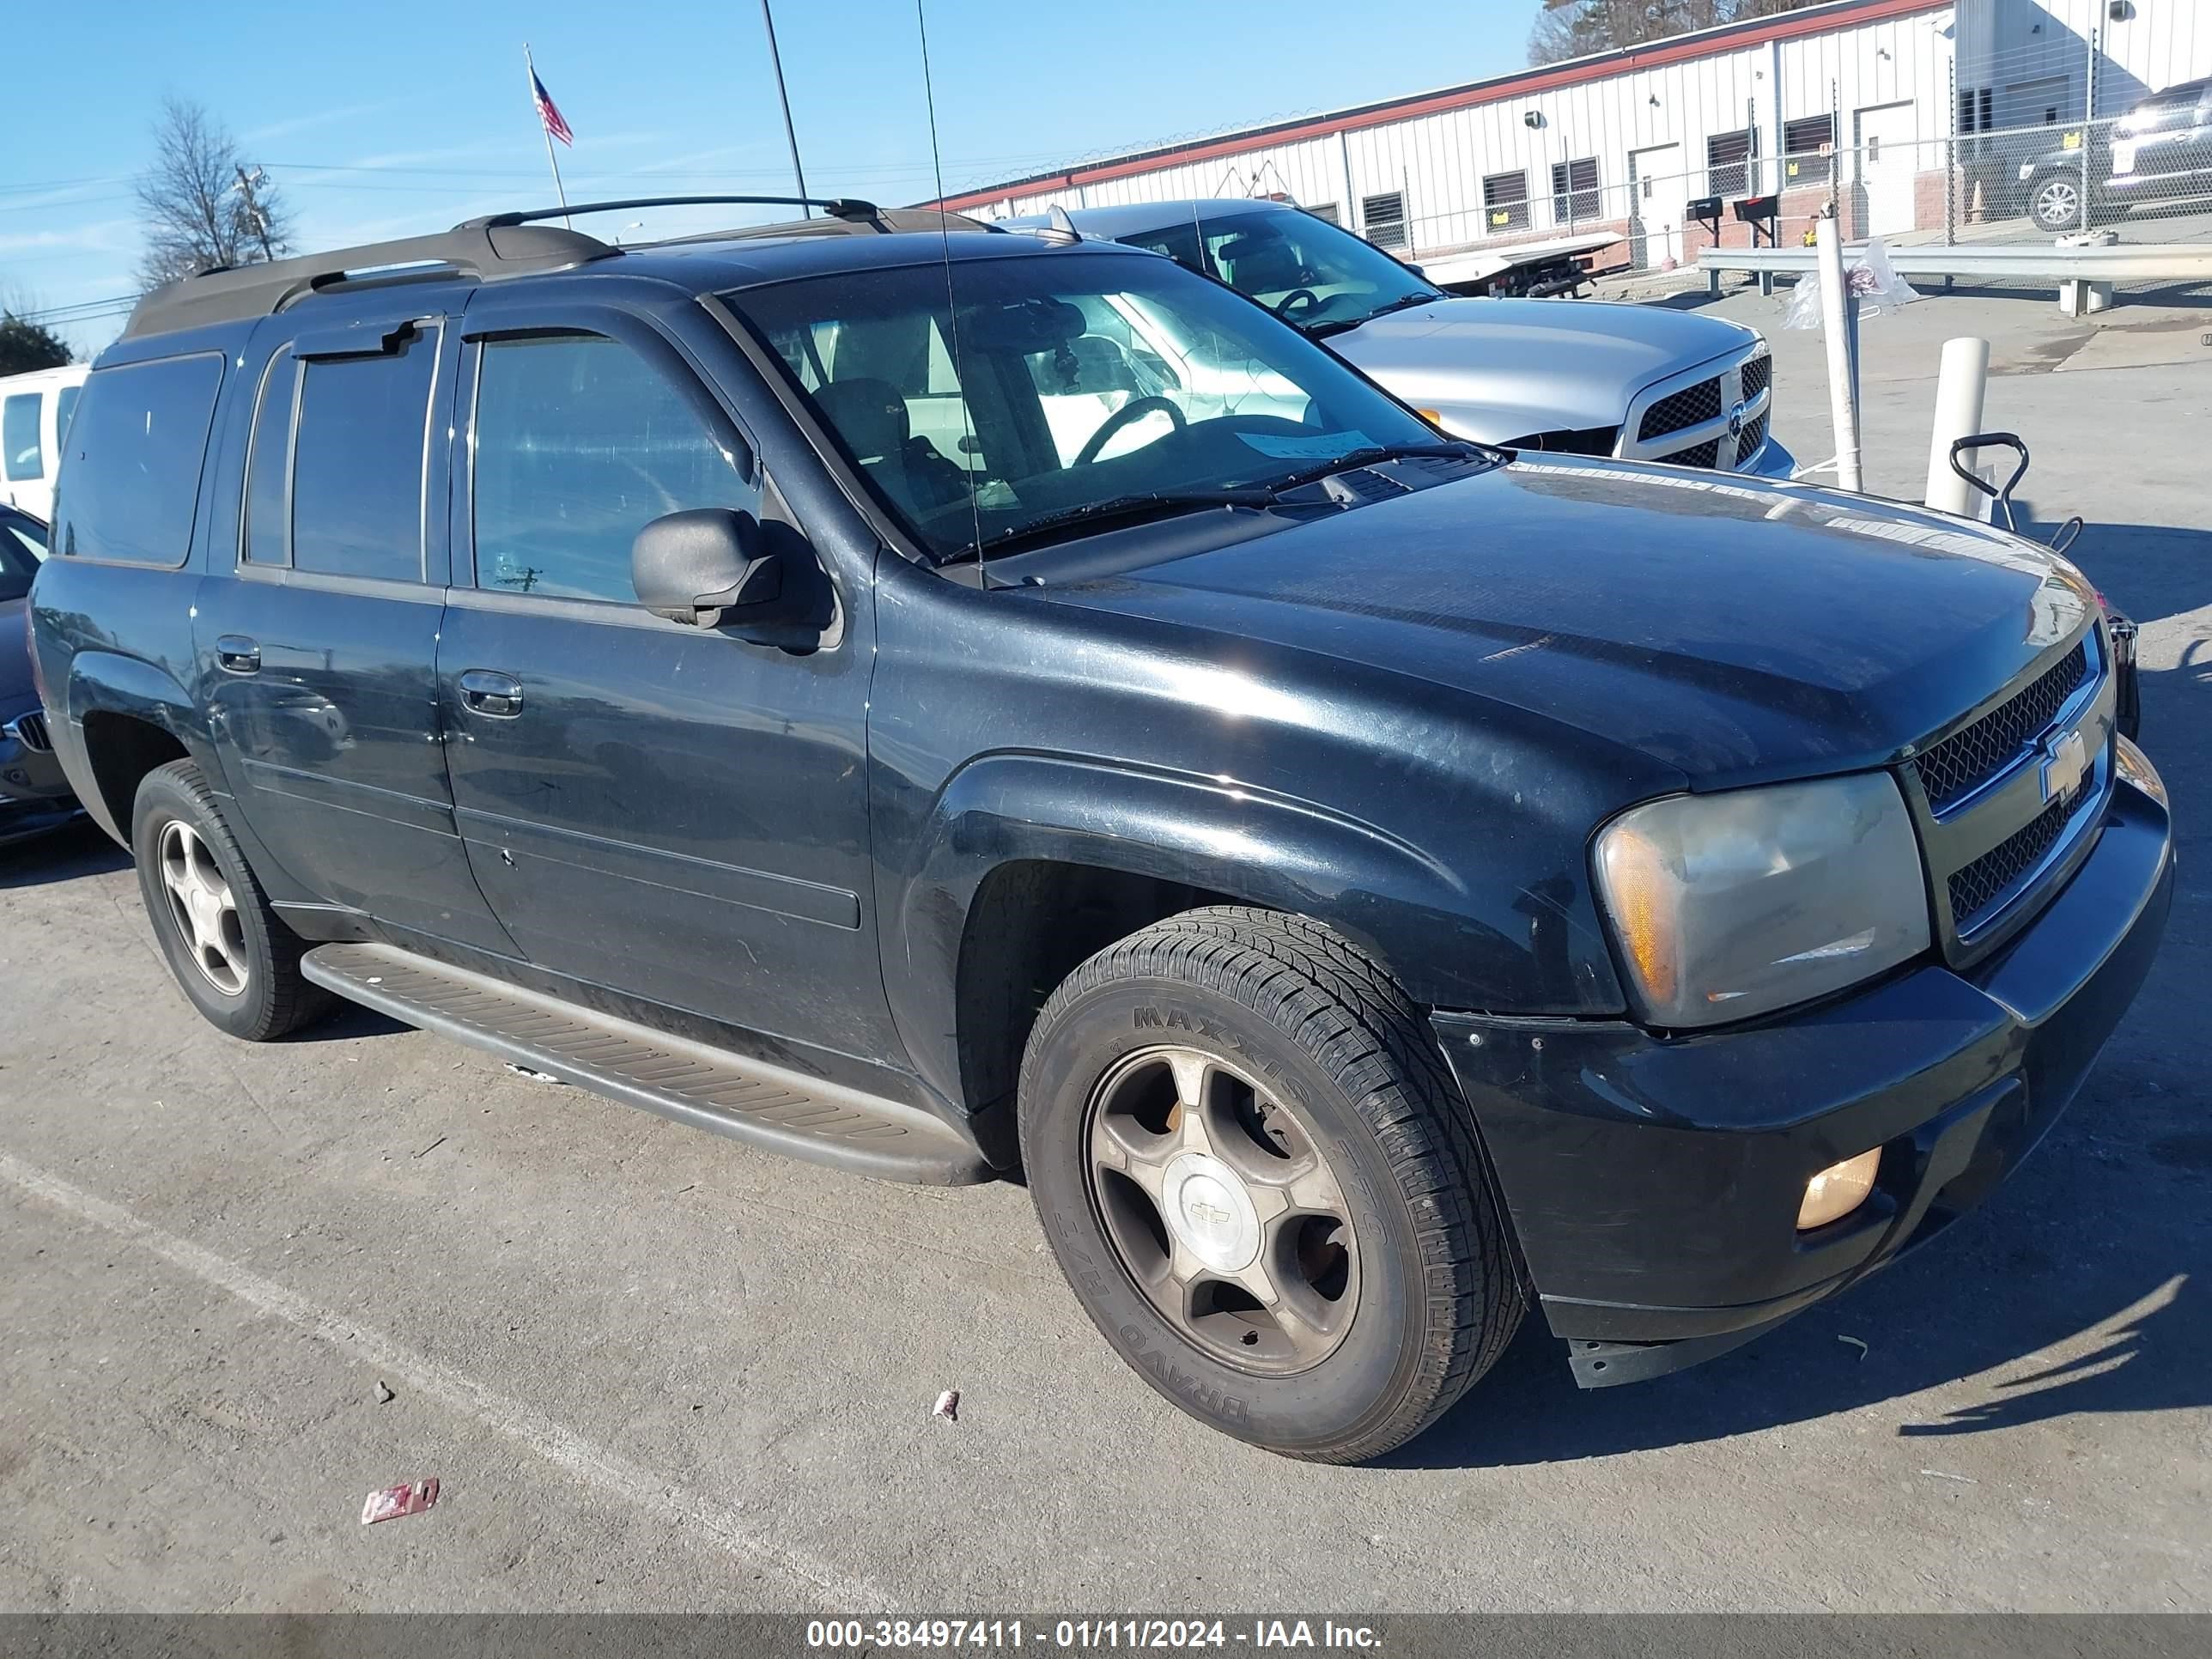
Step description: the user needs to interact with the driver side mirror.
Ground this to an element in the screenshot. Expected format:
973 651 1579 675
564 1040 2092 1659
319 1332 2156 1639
633 508 805 629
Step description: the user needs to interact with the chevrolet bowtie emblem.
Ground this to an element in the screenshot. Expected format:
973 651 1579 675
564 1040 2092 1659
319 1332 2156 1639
2040 727 2089 805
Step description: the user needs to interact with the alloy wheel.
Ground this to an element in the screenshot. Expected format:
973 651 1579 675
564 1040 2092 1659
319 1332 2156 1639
2035 179 2081 228
1085 1045 1359 1374
158 820 249 995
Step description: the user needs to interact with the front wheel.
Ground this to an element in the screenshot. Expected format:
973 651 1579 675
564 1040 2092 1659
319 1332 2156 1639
2031 175 2087 231
1018 908 1522 1462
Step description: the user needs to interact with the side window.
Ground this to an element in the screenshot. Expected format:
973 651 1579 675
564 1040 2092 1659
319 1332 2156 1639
52 354 224 566
3 393 41 482
244 349 296 565
54 384 80 447
472 333 753 604
290 326 437 581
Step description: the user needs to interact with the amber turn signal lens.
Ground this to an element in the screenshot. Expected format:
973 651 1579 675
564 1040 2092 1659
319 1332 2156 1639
1798 1148 1881 1231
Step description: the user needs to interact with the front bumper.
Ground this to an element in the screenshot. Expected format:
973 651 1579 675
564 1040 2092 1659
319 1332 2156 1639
1434 757 2173 1387
1739 434 1797 481
0 713 79 847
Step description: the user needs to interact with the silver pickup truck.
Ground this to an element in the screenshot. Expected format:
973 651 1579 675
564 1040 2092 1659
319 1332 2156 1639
1016 198 1793 479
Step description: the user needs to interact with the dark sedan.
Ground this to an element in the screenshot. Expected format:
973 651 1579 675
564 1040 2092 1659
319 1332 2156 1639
1 506 78 846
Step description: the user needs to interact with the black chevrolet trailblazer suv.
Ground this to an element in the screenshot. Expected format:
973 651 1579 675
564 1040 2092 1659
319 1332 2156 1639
28 195 2172 1462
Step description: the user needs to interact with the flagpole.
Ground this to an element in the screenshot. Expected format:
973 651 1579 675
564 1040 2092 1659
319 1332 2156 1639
525 43 572 228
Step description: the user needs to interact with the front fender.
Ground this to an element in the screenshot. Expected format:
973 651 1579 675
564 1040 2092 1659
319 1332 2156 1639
884 750 1589 1109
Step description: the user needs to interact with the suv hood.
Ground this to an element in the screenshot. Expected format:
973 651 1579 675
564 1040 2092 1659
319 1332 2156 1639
1029 457 2094 787
1325 298 1759 441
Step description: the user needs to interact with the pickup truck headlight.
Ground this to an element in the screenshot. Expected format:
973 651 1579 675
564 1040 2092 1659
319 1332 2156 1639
1593 773 1930 1029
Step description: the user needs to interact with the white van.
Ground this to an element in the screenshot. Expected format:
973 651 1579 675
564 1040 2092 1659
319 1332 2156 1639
2 363 90 523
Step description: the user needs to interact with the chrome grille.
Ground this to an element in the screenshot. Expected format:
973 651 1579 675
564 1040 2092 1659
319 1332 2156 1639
1913 643 2089 814
1948 797 2070 929
1638 377 1723 441
1735 411 1767 463
1668 439 1722 469
5 712 52 754
1739 355 1771 401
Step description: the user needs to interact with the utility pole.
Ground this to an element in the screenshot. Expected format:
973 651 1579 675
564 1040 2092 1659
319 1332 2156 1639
758 0 810 216
232 166 276 261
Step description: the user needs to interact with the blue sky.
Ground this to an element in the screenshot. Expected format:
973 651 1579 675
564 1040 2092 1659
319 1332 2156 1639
6 0 1543 355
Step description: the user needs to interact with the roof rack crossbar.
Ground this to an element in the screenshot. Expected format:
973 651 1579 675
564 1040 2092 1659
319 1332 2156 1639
464 194 881 229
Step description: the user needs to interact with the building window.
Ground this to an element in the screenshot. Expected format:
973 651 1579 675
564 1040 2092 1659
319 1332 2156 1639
1707 128 1756 197
1549 156 1600 224
1304 201 1340 226
1483 169 1529 233
1782 115 1834 187
1360 191 1407 250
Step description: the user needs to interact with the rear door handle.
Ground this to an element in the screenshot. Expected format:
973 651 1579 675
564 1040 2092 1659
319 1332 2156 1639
216 635 261 674
459 669 524 718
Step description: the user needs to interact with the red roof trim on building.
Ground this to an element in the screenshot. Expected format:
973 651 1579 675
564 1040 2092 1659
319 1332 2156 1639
933 0 1948 210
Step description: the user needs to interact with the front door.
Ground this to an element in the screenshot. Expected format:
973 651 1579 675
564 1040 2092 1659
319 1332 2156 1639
437 297 896 1061
1855 102 1918 235
201 307 513 953
1628 143 1685 270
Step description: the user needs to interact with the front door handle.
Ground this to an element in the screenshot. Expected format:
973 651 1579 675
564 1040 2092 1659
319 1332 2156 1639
459 669 525 718
216 635 261 674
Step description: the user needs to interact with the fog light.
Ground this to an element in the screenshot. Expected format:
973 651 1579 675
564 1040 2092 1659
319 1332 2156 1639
1798 1149 1881 1230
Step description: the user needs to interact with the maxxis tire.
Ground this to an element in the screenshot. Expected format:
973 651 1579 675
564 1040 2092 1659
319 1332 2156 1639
1018 906 1523 1463
131 759 329 1042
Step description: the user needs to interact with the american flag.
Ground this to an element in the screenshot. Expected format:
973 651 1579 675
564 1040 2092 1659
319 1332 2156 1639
532 69 574 147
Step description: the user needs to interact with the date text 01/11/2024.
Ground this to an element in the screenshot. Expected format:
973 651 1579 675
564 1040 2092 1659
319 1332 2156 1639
805 1620 1383 1649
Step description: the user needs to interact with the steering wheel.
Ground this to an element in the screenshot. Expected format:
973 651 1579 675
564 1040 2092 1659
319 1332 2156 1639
1272 288 1322 324
1073 396 1187 465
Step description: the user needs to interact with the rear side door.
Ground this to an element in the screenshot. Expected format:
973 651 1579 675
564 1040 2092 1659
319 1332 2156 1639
436 294 896 1061
198 305 513 953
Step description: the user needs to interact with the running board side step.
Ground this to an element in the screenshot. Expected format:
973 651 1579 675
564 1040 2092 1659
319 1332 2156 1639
301 942 993 1186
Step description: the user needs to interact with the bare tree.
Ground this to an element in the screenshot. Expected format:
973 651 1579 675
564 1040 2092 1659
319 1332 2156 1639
1529 0 1814 66
134 98 294 290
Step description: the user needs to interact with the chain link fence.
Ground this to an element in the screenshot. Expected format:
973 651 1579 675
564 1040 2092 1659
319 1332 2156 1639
1389 27 2209 278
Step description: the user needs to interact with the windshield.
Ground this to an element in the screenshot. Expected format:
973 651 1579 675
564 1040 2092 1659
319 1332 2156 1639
1119 209 1442 335
730 250 1442 563
0 514 45 602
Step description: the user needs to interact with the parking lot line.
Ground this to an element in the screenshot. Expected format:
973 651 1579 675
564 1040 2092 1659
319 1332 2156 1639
0 1148 888 1607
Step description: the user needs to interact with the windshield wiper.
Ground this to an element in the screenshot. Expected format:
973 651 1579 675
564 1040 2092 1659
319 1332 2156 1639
1254 441 1486 496
961 489 1274 562
1308 290 1442 338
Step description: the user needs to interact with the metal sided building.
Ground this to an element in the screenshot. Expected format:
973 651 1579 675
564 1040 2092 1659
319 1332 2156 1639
934 0 2212 273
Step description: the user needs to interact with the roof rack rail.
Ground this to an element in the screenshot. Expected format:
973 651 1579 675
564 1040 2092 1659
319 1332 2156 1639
120 219 614 342
463 194 881 228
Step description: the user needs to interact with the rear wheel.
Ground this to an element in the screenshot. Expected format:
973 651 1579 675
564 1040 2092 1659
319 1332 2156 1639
131 760 328 1041
1019 907 1522 1462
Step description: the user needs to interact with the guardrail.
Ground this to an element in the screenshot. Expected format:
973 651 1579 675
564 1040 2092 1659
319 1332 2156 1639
1698 240 2212 310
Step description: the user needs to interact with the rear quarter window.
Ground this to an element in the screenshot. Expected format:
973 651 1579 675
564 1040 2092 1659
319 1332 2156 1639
3 392 42 482
52 354 225 566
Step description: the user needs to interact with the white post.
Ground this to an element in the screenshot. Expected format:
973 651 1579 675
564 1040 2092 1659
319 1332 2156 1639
1815 213 1863 492
1923 337 1991 517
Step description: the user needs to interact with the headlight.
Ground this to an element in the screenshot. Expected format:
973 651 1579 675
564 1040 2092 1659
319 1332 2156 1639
1593 773 1930 1029
2018 163 2036 180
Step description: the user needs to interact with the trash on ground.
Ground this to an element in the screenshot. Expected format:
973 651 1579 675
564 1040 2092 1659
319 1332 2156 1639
412 1135 447 1159
373 1380 395 1404
360 1477 439 1524
932 1389 960 1423
1838 1334 1869 1360
503 1064 564 1085
1918 1468 1977 1485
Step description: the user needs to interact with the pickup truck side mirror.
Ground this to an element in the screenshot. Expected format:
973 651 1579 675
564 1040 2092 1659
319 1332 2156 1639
633 508 803 629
